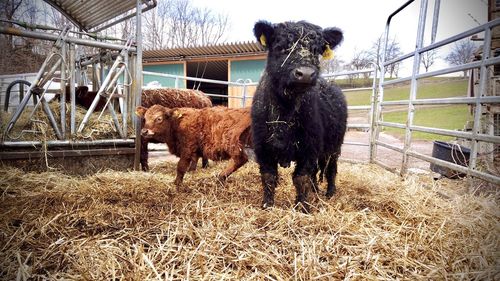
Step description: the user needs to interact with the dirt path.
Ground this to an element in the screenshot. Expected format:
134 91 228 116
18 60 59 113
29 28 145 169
148 131 435 173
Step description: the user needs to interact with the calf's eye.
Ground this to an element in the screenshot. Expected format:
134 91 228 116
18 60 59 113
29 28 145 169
156 117 163 122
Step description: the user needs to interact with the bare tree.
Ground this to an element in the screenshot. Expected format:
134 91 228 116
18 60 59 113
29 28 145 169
320 55 344 74
445 39 477 77
421 49 437 72
348 49 372 77
369 34 403 78
142 0 229 49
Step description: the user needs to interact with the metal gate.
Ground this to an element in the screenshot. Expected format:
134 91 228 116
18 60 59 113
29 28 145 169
372 0 500 186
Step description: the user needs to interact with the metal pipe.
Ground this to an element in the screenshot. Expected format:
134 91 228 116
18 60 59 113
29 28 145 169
384 18 500 67
0 139 134 148
41 98 63 139
407 150 500 185
431 0 441 43
469 27 492 173
60 42 67 139
134 0 144 171
0 26 137 52
69 43 76 135
410 125 500 143
143 71 258 87
123 52 129 138
381 96 500 106
92 0 157 32
78 55 124 133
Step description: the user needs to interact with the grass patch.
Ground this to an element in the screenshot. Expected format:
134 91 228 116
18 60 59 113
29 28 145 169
343 78 468 106
382 105 473 141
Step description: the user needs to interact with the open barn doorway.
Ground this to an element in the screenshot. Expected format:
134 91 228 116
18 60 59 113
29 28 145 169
186 60 228 106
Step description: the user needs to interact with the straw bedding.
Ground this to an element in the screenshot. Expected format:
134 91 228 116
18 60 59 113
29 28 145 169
0 161 498 280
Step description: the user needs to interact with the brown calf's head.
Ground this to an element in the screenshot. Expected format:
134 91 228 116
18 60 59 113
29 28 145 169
135 105 175 139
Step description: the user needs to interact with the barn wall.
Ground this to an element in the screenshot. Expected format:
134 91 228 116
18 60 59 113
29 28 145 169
143 63 186 88
228 58 265 108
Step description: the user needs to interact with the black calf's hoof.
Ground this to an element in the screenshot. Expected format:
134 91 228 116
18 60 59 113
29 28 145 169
325 190 336 199
294 202 311 213
262 199 274 209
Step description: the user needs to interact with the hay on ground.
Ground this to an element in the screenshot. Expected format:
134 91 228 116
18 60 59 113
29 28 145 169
0 161 498 280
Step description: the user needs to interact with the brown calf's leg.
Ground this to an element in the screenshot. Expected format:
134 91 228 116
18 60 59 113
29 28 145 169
217 154 248 182
174 156 192 187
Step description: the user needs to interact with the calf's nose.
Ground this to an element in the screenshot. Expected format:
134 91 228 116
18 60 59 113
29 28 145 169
292 66 317 84
141 128 154 137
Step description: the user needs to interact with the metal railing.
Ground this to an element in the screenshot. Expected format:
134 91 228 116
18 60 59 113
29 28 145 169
373 0 500 186
143 67 379 162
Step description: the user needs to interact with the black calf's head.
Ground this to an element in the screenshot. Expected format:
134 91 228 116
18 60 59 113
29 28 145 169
254 20 343 92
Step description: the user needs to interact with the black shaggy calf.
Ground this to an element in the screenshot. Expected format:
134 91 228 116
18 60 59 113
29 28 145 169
251 20 347 212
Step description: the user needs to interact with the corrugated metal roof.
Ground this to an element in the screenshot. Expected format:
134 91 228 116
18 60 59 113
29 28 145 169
43 0 156 32
143 41 266 62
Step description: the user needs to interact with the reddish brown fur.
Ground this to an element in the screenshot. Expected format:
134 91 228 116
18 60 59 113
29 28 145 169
141 88 212 108
136 105 251 186
140 88 212 171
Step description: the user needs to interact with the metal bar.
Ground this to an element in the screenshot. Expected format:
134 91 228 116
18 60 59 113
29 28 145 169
347 124 370 129
384 18 500 67
106 101 125 139
344 142 370 146
3 52 54 136
431 0 440 43
348 105 372 110
469 27 492 173
407 150 500 185
383 56 500 86
241 83 247 108
381 96 500 106
410 125 500 143
375 140 404 153
40 98 63 139
78 55 124 133
143 71 258 87
0 139 134 148
60 42 66 139
0 26 137 52
92 0 157 32
378 121 406 129
322 68 375 77
69 43 76 135
372 159 398 173
342 87 374 92
123 52 129 138
134 0 144 171
369 64 379 162
0 148 136 160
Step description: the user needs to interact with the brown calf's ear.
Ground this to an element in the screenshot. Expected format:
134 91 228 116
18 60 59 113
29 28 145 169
135 106 147 118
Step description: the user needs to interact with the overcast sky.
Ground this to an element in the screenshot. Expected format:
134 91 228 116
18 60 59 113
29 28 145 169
190 0 487 74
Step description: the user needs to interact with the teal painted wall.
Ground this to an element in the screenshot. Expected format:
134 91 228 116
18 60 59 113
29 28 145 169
230 59 265 83
143 64 185 88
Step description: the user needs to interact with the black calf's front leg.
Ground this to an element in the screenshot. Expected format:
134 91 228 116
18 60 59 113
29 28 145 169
140 138 149 172
325 154 340 198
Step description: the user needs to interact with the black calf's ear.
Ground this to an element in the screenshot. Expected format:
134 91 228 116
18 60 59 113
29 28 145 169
254 20 274 48
323 27 343 49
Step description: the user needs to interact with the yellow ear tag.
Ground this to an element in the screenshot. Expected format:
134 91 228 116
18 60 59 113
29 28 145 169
322 45 334 60
173 111 183 119
259 34 267 47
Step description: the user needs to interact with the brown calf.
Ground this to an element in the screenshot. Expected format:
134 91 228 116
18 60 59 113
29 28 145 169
136 105 252 186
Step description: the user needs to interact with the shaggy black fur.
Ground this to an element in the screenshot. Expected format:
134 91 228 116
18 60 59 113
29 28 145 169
251 20 347 212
